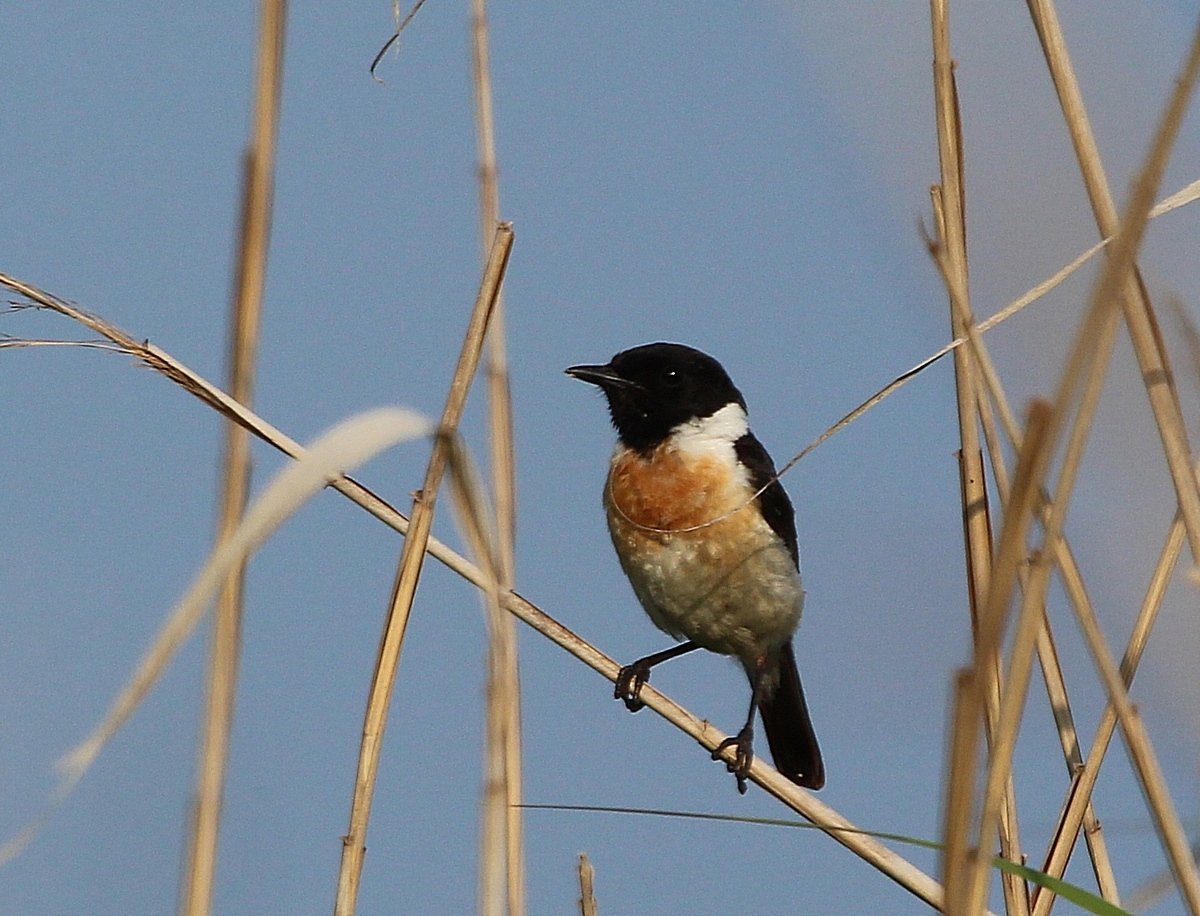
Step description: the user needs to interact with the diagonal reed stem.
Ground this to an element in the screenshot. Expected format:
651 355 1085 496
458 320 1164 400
334 223 514 916
964 402 1055 914
1019 7 1200 911
1034 510 1187 916
943 226 1125 906
2 269 960 912
1025 0 1200 583
1000 15 1200 912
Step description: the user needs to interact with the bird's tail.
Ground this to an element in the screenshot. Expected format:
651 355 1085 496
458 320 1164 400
759 639 824 790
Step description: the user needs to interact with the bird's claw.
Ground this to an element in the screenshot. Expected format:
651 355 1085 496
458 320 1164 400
614 662 651 712
712 725 755 795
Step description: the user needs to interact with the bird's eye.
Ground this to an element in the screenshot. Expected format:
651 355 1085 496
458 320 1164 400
660 367 683 388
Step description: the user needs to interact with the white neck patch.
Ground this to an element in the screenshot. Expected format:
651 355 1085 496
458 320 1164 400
669 401 749 458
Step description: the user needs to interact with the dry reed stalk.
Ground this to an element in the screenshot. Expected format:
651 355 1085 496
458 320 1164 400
1030 630 1119 904
1025 537 1121 899
935 7 1200 909
928 47 1160 889
1015 13 1200 911
0 335 120 351
1025 0 1200 567
577 854 597 916
181 2 286 913
961 296 1121 904
929 3 1029 909
1042 395 1200 910
1033 512 1187 915
963 401 1054 914
1 277 1011 909
443 435 510 916
936 185 1125 905
1030 18 1200 913
930 188 1032 911
942 668 983 914
967 384 1112 908
1064 550 1200 910
480 612 516 916
334 223 514 915
470 2 525 911
968 15 1200 911
925 42 1200 901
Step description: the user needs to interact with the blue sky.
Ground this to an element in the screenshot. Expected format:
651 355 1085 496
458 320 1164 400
4 3 1200 913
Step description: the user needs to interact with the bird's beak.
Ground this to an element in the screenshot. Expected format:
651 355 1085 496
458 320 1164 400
564 363 642 391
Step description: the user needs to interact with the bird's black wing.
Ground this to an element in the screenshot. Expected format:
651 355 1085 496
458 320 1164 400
733 433 798 569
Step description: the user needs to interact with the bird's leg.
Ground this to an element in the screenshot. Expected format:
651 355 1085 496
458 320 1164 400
614 641 700 712
712 655 767 794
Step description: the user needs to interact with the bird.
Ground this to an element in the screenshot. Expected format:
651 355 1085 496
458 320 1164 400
566 342 824 793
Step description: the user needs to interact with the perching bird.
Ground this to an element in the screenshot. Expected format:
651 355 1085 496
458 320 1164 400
567 342 823 793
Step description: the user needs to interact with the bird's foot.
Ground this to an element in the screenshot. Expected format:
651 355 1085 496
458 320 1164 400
712 725 755 795
614 661 652 712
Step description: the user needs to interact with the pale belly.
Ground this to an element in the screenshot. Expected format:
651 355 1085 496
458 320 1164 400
606 495 804 660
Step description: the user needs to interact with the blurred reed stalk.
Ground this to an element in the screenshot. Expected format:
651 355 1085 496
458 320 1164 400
334 223 514 916
1012 12 1200 914
470 1 526 912
181 2 286 914
926 1 1200 912
1025 0 1200 565
1021 5 1200 906
928 4 1029 912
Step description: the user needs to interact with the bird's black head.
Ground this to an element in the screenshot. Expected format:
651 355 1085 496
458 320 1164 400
566 342 746 453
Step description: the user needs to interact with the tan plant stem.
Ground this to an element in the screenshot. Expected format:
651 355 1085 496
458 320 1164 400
1033 513 1187 916
963 290 1121 906
577 854 597 916
181 3 286 914
942 669 983 914
470 3 524 912
334 223 514 915
929 3 1029 909
963 403 1055 914
1019 8 1200 911
1025 0 1200 576
986 15 1200 911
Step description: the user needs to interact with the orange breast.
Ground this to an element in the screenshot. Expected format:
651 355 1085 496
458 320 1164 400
606 443 750 534
603 442 801 654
